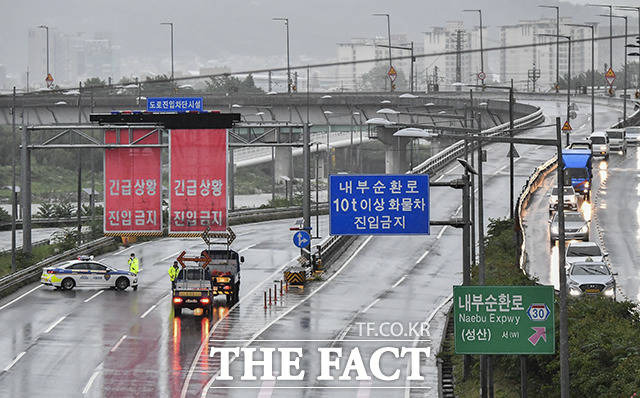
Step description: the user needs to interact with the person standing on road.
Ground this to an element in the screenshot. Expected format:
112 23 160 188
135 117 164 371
128 253 139 275
169 261 180 290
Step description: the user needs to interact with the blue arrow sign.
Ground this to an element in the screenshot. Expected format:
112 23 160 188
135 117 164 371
293 230 311 248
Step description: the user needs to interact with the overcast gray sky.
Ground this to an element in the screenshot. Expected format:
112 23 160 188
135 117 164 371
2 0 638 80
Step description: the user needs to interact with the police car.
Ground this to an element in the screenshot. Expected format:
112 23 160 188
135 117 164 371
40 256 138 291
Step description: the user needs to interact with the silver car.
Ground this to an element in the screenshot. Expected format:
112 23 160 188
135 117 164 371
549 211 589 245
567 260 616 298
626 126 640 146
566 241 607 267
41 259 138 291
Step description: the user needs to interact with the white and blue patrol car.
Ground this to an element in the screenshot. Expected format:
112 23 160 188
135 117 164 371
40 257 138 291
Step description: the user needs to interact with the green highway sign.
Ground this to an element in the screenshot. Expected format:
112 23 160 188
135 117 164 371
453 285 555 354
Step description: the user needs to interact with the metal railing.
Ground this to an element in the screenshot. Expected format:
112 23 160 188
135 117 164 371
0 236 115 296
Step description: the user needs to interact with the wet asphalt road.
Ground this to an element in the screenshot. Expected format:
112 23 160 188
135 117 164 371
0 217 321 398
0 227 60 251
522 104 626 293
0 100 627 398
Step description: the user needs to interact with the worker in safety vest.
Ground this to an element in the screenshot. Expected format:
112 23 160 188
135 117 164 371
169 261 180 290
128 253 139 275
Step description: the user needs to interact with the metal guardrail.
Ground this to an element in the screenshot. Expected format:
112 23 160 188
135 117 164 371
0 237 115 296
300 105 545 270
0 216 91 229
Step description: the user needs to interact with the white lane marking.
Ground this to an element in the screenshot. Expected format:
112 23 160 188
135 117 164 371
44 315 66 334
181 255 306 398
82 368 100 395
392 275 408 288
3 351 26 372
446 165 459 174
416 249 430 264
257 379 277 398
335 325 352 341
357 381 373 398
362 298 380 314
113 240 153 255
436 226 448 239
160 251 182 261
84 290 104 303
403 293 453 397
434 175 444 183
0 285 42 311
110 335 127 353
239 244 257 253
199 236 374 397
140 292 171 319
140 304 158 319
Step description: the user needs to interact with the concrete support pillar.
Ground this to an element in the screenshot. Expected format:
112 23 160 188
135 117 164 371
274 146 293 197
21 124 31 254
376 127 409 174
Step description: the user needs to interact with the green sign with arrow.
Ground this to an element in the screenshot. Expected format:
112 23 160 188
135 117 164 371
453 285 555 354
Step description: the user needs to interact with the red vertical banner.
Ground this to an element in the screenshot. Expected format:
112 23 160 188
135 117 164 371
169 129 227 235
104 129 163 235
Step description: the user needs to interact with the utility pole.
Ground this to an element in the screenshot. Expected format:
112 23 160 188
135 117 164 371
11 88 17 273
160 22 174 81
509 79 515 220
303 66 311 261
566 23 596 132
38 25 50 87
77 82 83 244
456 30 463 91
539 6 560 92
617 6 640 98
589 4 613 93
463 9 485 89
605 15 628 121
373 13 393 91
273 17 291 94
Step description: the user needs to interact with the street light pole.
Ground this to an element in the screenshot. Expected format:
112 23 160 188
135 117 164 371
38 25 50 84
373 13 393 91
11 87 17 273
589 4 613 80
273 17 291 94
463 9 485 88
160 22 174 81
566 23 596 133
616 7 640 96
538 6 560 93
605 14 628 122
539 33 571 145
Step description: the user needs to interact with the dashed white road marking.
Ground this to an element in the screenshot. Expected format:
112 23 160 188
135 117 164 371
362 298 380 314
82 368 101 395
416 250 430 264
436 226 448 239
110 335 127 353
0 285 42 311
3 351 26 372
393 275 408 288
83 290 104 303
44 315 66 334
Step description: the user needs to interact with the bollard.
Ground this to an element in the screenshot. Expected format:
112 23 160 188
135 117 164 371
264 291 267 309
269 288 272 306
274 284 277 303
280 280 283 295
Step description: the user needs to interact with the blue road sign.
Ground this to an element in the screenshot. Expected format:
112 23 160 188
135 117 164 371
293 230 311 248
329 174 430 235
146 97 203 112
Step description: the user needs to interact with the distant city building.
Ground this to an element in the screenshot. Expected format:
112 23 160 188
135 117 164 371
335 34 414 91
499 18 598 91
423 22 488 90
0 65 7 90
28 28 119 88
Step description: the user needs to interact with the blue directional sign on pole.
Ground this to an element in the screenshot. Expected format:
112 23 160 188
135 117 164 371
329 174 429 235
146 97 203 112
293 230 311 248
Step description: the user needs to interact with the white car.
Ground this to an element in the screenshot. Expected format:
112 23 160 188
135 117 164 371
567 260 616 298
605 128 627 153
625 126 640 146
41 259 138 291
548 186 578 214
565 241 607 267
589 131 609 159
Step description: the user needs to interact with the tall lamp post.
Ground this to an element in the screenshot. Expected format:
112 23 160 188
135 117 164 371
617 6 640 98
538 6 560 93
38 25 50 86
463 9 485 89
373 13 393 91
539 33 572 146
602 14 629 122
273 17 291 94
160 22 174 81
565 23 597 133
589 4 614 93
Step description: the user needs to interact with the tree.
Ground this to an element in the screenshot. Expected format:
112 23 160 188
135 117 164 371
83 77 106 88
142 74 177 96
205 74 263 94
360 63 408 92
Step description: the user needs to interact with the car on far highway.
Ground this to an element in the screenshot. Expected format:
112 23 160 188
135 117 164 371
40 259 138 291
567 259 616 298
589 131 610 159
566 241 607 267
625 126 640 146
549 210 589 245
605 128 627 154
548 186 578 214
